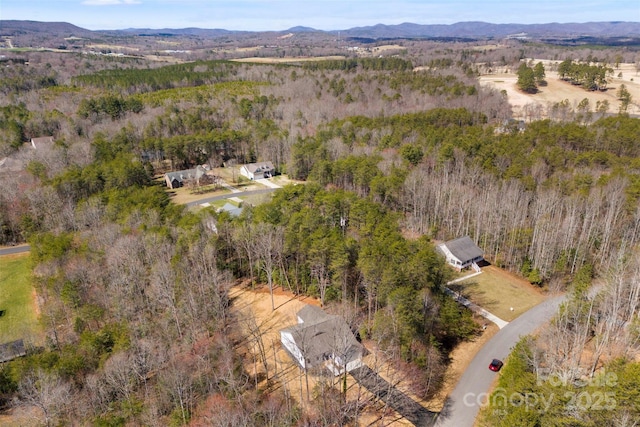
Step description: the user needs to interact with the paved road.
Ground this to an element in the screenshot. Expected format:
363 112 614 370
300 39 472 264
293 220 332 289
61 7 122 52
0 245 30 256
434 293 567 427
185 188 276 207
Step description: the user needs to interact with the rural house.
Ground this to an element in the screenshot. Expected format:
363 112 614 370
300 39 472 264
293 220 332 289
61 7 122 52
240 161 275 180
437 235 484 271
164 165 206 189
280 305 364 376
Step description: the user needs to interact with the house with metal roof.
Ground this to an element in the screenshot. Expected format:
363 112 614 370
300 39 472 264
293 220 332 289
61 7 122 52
437 236 484 271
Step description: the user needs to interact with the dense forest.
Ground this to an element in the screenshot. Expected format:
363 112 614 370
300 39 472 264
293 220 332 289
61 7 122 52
0 35 639 426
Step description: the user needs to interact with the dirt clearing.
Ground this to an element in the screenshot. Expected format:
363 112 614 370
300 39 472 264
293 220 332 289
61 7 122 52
232 55 346 64
229 282 501 425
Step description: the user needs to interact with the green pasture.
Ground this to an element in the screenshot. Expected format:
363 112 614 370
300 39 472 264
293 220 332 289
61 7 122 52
0 254 41 345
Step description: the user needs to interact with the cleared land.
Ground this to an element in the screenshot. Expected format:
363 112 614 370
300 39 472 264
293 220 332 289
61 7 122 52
228 284 419 425
479 61 640 119
227 280 502 425
449 265 546 321
232 55 346 64
0 254 41 346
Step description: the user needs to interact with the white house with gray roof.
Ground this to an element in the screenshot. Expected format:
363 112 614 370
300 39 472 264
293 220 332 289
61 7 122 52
437 236 484 271
240 161 274 180
280 305 364 376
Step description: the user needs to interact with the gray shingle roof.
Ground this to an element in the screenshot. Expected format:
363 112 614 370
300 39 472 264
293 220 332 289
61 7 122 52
165 165 205 183
282 306 362 369
244 161 274 174
443 236 483 263
219 202 243 217
0 339 26 363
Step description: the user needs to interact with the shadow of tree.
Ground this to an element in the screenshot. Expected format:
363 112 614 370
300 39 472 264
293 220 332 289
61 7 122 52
351 365 438 427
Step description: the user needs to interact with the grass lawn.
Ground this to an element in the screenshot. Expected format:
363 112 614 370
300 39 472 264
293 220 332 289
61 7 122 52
0 254 42 345
448 265 546 322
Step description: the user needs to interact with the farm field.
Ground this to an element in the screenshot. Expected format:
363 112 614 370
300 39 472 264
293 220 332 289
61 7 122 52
231 55 346 63
0 254 41 346
479 61 640 119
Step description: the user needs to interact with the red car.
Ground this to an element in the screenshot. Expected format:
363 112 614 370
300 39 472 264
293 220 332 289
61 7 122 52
489 359 503 372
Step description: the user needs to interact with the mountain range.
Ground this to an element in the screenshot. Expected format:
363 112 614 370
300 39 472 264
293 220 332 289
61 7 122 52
1 19 639 40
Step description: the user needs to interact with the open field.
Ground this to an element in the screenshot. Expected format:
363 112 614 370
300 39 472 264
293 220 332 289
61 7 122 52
86 43 140 51
479 61 640 119
165 183 232 205
449 265 547 321
0 254 42 346
231 55 346 63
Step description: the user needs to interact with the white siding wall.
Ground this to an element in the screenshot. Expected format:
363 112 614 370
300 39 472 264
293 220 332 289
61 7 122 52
326 353 363 376
438 243 462 267
280 332 305 369
240 166 253 180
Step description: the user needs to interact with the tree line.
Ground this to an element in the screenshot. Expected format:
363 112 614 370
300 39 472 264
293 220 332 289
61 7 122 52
557 59 613 91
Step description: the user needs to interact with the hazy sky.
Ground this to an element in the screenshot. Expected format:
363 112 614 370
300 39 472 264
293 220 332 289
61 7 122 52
2 0 639 31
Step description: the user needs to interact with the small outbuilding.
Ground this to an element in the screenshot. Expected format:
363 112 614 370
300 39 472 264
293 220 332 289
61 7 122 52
280 305 364 376
218 202 243 217
437 236 484 271
240 161 275 180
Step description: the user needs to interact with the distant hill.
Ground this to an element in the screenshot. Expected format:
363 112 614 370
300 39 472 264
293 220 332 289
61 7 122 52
0 20 94 37
336 21 640 39
285 26 319 33
1 19 639 40
113 27 239 37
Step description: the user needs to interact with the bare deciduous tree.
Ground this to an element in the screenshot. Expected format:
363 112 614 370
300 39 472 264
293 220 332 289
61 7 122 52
254 222 285 311
16 370 71 427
